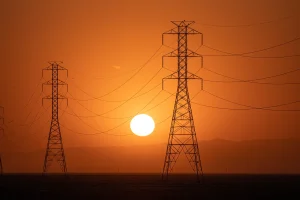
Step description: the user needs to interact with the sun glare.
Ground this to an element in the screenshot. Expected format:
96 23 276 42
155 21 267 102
130 114 155 137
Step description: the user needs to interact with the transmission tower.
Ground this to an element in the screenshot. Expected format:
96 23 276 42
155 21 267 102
162 20 204 182
42 61 68 174
0 106 3 174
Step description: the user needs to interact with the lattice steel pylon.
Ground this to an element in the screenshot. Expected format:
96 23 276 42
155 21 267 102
162 20 204 182
42 61 68 174
0 106 3 174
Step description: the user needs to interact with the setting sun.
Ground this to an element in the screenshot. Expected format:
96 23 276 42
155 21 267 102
130 114 155 137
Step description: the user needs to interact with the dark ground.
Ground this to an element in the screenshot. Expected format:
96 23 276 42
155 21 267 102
0 173 299 199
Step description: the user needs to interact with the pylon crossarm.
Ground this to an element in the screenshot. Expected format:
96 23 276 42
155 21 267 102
57 80 68 85
43 65 68 71
162 72 178 90
48 61 63 65
162 28 178 45
42 79 66 87
163 50 179 58
171 20 195 26
163 27 179 35
186 72 201 79
186 49 202 57
162 53 176 69
42 81 52 91
42 63 68 77
44 63 67 70
57 94 68 99
186 72 204 90
186 27 202 35
42 96 52 105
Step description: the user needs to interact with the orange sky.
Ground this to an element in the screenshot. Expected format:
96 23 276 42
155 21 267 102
0 0 300 172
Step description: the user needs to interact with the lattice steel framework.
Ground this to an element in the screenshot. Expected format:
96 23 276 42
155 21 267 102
42 61 68 173
162 21 204 181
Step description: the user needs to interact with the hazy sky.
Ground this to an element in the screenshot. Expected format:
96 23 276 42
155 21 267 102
0 0 299 155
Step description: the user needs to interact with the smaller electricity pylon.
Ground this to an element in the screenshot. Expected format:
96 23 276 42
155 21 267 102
0 106 4 174
161 21 204 182
42 61 68 174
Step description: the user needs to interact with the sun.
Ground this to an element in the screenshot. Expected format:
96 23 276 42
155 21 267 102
130 114 155 137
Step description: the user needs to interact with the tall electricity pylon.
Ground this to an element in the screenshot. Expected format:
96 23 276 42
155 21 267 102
42 61 68 174
0 106 3 174
162 20 204 182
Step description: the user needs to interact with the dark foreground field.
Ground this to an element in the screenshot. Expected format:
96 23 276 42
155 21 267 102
0 174 299 199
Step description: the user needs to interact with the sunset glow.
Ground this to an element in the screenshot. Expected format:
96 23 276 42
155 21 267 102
130 114 155 137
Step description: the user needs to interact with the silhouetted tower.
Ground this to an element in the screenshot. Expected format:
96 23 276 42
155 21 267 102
0 106 3 174
162 21 204 181
42 61 68 174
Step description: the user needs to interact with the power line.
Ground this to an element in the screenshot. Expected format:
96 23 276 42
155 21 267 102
0 115 49 152
22 91 45 124
60 107 131 120
68 67 164 118
191 101 300 111
202 67 300 85
61 30 300 139
0 102 68 152
18 78 46 126
156 115 172 126
68 45 164 100
202 53 300 59
93 67 142 80
65 69 299 139
164 90 300 112
202 90 300 111
13 100 68 150
62 88 199 135
202 37 300 56
68 81 162 102
62 90 174 119
60 89 166 136
20 105 51 128
142 91 174 113
73 40 177 81
165 36 300 56
19 93 68 128
195 15 294 28
164 40 300 84
167 65 300 85
96 48 169 80
23 77 45 109
164 39 300 59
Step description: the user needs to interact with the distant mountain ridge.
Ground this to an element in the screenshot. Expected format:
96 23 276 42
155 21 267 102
2 138 300 174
